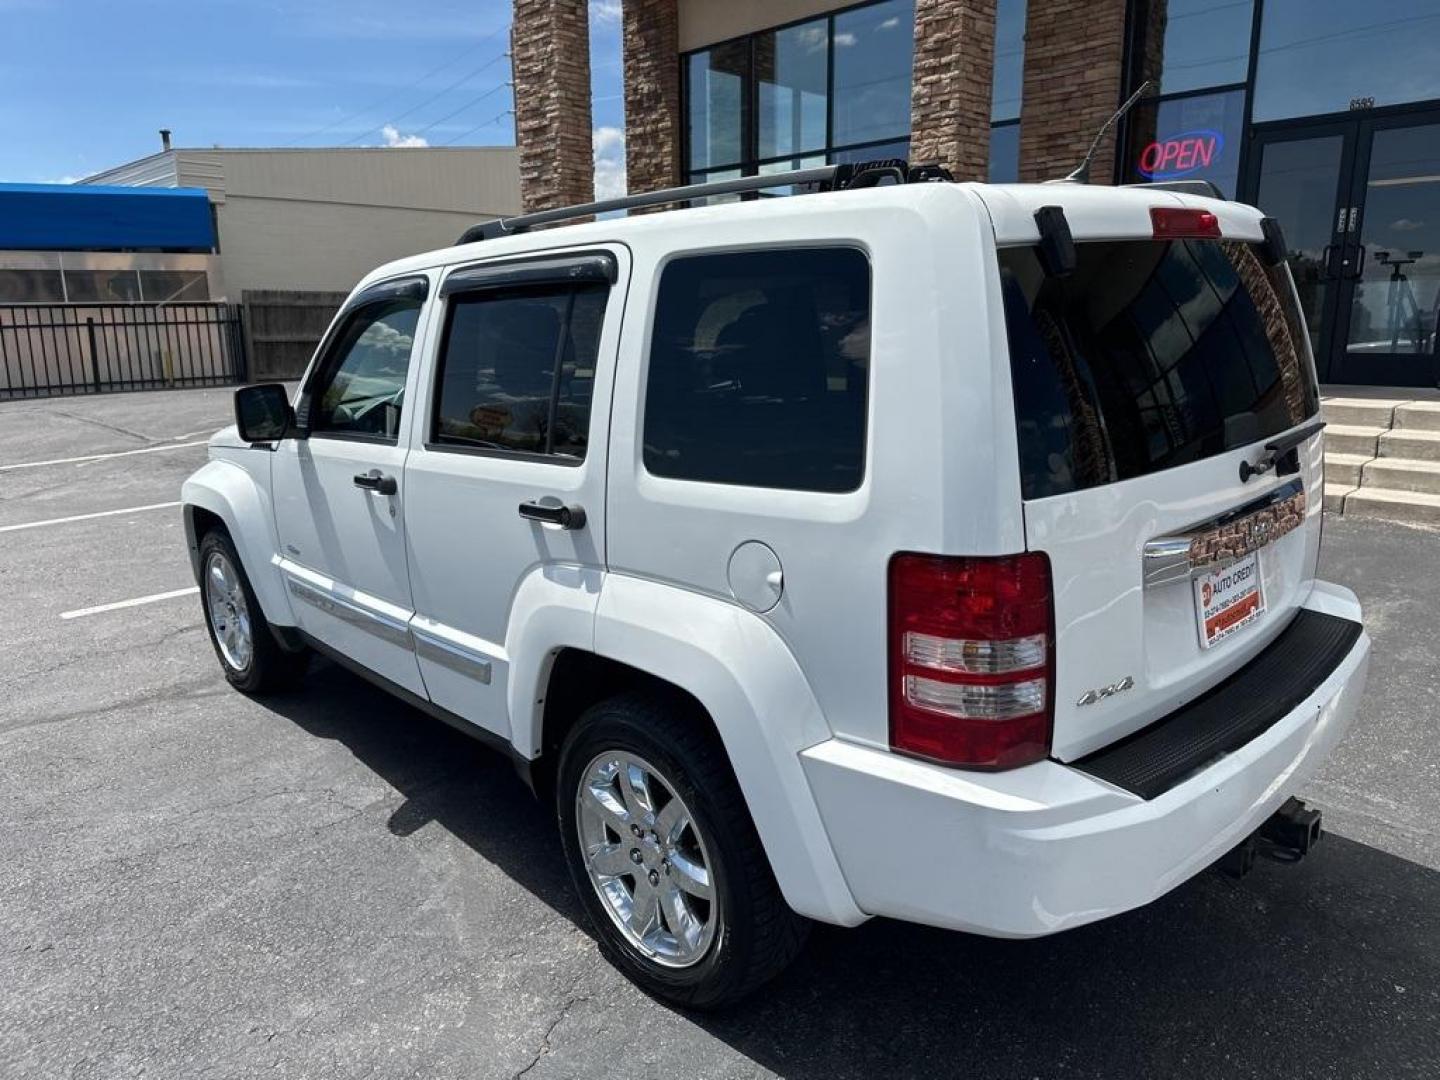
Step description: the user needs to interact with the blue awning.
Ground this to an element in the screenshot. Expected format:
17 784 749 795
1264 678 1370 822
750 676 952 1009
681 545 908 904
0 183 214 252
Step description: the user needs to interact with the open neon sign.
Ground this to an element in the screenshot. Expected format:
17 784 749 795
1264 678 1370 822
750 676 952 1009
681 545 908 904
1137 129 1224 180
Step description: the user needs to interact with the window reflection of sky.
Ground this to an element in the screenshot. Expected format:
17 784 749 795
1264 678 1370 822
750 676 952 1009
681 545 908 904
1254 1 1440 122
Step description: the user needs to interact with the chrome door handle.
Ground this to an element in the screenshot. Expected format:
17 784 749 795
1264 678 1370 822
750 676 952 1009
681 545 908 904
353 470 397 495
518 500 586 529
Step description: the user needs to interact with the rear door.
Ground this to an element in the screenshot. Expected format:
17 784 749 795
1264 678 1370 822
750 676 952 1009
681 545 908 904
996 226 1324 760
401 248 624 741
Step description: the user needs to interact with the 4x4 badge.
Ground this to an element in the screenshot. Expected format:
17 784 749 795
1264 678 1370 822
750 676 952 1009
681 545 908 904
1076 675 1135 707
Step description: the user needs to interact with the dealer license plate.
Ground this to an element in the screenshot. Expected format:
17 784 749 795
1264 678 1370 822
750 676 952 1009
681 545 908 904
1194 549 1265 649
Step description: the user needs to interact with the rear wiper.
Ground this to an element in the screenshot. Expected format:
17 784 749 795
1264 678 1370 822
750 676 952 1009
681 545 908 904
1238 419 1327 482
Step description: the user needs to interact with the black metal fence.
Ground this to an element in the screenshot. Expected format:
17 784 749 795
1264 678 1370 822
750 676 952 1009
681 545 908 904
0 302 246 401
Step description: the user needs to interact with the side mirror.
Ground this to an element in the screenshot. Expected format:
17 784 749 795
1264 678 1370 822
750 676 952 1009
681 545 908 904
234 383 295 442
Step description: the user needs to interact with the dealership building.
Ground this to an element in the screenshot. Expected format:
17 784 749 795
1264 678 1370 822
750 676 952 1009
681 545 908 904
514 0 1440 390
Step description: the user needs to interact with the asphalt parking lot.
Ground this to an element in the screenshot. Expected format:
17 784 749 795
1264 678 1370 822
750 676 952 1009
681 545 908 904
2 387 1438 1079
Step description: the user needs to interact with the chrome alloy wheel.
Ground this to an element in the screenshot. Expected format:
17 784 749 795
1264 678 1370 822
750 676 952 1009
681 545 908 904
576 751 719 968
204 550 253 673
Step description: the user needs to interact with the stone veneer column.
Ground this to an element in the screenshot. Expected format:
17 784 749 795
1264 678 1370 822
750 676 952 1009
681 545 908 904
909 0 997 181
1017 0 1129 183
623 0 682 198
512 0 594 212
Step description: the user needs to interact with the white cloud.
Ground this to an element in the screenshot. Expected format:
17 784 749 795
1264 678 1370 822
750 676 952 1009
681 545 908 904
381 124 429 148
879 16 900 30
589 0 622 24
1389 218 1427 232
833 31 858 47
593 125 627 201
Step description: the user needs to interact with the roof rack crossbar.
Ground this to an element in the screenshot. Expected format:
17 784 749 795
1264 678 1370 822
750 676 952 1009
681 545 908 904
457 164 844 244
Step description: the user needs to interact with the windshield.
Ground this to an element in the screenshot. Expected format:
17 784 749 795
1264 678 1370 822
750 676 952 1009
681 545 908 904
1000 238 1320 500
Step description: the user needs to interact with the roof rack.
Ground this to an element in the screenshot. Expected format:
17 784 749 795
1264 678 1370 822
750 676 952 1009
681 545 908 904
456 159 953 244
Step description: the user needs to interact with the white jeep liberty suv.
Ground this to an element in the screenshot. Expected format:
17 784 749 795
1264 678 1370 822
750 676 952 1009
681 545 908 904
183 164 1370 1007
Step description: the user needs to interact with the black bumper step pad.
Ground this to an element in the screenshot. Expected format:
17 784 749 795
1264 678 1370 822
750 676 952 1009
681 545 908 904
1072 608 1362 800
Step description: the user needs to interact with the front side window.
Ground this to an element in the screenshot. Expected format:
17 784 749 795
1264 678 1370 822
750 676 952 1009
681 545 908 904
433 285 607 460
1002 239 1319 500
644 248 871 493
309 297 422 440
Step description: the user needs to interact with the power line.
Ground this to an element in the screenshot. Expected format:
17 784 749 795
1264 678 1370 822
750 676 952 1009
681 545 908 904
411 81 513 139
444 109 516 146
343 49 510 146
288 22 508 146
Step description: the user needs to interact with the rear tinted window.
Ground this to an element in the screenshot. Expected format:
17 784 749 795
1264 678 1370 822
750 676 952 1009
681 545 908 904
433 285 606 460
644 248 871 492
1001 239 1320 499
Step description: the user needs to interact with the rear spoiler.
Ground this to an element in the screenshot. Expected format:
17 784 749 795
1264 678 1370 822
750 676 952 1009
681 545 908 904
1121 179 1225 199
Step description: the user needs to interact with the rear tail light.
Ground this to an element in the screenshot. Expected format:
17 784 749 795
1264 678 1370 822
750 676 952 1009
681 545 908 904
1150 206 1221 239
888 553 1054 769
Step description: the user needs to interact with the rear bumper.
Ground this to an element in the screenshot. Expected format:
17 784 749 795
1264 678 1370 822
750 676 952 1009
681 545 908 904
800 581 1369 937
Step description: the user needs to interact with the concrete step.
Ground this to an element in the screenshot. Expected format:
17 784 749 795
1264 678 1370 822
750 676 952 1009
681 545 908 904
1324 452 1369 487
1379 427 1440 462
1324 423 1385 457
1343 486 1440 526
1360 456 1440 496
1394 401 1440 432
1322 397 1398 427
1323 482 1357 513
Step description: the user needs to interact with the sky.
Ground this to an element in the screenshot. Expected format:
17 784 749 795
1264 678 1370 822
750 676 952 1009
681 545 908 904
0 0 627 196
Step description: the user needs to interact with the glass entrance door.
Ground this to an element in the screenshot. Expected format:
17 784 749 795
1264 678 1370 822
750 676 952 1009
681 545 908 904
1339 115 1440 385
1247 112 1440 387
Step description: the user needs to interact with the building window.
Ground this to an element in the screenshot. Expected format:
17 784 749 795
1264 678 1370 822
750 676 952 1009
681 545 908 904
989 0 1026 181
756 18 829 160
1124 0 1255 198
832 0 914 149
1154 0 1253 95
62 269 141 303
686 40 748 173
139 270 209 303
1252 1 1440 122
1129 88 1246 197
683 0 915 185
0 269 64 303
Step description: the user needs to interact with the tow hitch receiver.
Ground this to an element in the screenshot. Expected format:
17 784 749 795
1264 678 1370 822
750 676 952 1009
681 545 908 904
1260 797 1323 856
1215 798 1323 879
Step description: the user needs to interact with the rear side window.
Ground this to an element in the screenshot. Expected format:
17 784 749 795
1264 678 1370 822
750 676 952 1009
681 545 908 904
644 247 871 492
432 285 607 460
1001 239 1320 499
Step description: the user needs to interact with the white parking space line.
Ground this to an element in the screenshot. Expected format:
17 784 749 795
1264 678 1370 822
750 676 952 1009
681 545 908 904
0 439 210 472
0 500 182 534
60 586 200 621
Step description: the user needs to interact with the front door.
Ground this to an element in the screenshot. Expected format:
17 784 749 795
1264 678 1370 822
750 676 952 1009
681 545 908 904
271 278 432 696
1247 110 1440 387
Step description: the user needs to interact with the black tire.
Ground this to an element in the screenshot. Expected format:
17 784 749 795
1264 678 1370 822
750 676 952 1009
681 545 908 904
556 690 809 1008
197 528 308 694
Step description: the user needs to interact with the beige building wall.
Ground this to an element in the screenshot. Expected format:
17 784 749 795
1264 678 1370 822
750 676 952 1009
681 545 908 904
211 197 496 297
677 0 846 50
82 146 521 298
